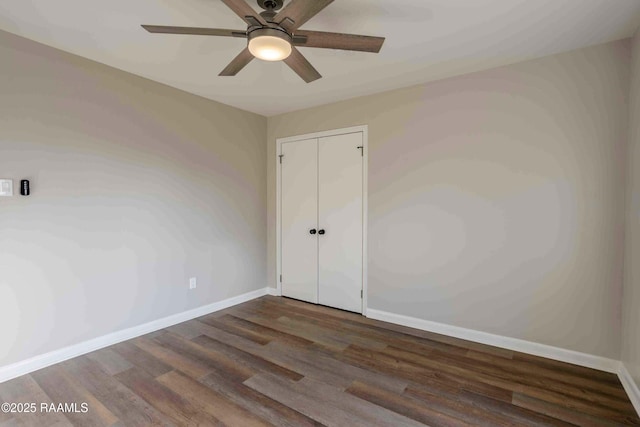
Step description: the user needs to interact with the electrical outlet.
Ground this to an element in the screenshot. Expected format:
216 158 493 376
189 277 197 290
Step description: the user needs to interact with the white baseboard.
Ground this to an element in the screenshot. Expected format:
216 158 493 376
619 363 640 416
266 287 280 296
366 308 620 373
0 287 268 384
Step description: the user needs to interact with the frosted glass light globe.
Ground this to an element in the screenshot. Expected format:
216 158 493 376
248 30 292 61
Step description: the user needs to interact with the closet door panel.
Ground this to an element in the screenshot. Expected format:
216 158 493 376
281 138 318 303
318 133 363 313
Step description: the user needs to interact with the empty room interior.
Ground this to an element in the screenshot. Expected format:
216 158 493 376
2 0 640 425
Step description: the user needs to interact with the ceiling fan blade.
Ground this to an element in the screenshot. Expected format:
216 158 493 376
220 0 267 26
142 25 246 38
294 30 385 53
283 47 321 83
219 47 254 76
274 0 334 31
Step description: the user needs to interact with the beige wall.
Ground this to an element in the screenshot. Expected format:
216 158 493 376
268 40 630 359
623 28 640 389
0 30 267 366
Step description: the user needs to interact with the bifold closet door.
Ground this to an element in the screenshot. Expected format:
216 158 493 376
281 138 319 303
318 133 363 313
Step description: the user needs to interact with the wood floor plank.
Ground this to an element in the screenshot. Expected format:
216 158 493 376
244 374 366 427
512 392 637 427
3 418 71 427
466 350 629 400
341 343 515 403
217 314 316 348
190 334 304 381
110 341 173 378
455 390 576 427
390 345 634 413
153 332 256 383
192 318 267 353
339 318 471 356
346 379 476 427
226 304 286 322
0 377 37 403
132 337 215 380
264 296 364 321
165 321 206 340
0 295 636 426
513 352 622 385
86 348 134 376
200 370 323 427
0 404 12 426
402 381 523 427
225 337 356 388
61 356 175 427
278 315 390 350
194 321 355 388
262 340 410 393
199 315 272 345
368 343 635 421
294 376 426 427
246 373 423 427
348 314 514 359
156 370 272 427
31 365 119 426
263 296 372 326
249 314 350 351
115 368 222 426
0 375 72 427
256 300 358 332
424 348 633 410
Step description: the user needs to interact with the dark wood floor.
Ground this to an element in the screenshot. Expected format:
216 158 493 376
0 296 638 426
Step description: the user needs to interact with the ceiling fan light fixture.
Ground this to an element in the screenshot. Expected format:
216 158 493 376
142 0 385 82
248 28 292 61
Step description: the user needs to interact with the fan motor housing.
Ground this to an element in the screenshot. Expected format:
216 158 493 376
248 27 292 44
257 0 283 11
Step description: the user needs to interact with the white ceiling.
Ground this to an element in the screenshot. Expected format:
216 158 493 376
1 0 640 116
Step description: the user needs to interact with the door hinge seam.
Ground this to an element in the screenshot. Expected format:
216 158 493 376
280 274 282 282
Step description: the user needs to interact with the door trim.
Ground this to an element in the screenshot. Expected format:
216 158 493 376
276 125 369 315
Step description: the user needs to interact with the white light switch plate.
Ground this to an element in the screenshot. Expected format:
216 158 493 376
0 179 13 197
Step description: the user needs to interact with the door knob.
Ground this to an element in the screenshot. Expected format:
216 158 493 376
318 229 325 235
309 229 317 235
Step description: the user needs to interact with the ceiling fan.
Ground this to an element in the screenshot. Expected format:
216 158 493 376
142 0 385 83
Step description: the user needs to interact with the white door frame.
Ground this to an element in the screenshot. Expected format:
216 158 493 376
276 125 369 315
